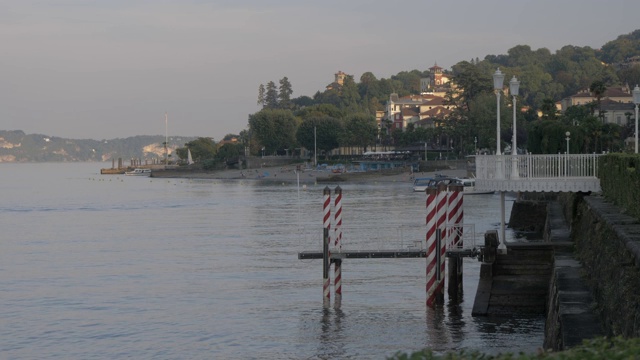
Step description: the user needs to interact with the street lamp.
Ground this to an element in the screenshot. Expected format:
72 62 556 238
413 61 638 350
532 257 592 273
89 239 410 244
565 131 570 177
509 76 520 178
493 68 505 155
474 136 477 154
633 85 640 153
493 69 506 254
424 141 427 161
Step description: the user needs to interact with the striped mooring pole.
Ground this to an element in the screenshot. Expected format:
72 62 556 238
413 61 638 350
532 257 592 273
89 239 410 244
426 183 449 308
322 186 331 307
333 186 343 306
425 186 441 307
436 182 449 305
447 184 464 301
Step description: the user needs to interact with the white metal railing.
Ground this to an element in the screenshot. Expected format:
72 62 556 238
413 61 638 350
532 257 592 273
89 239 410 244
474 153 603 193
475 154 602 180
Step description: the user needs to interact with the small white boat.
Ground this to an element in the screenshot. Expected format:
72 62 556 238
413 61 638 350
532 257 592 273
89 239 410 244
454 177 494 195
413 177 433 192
414 176 493 195
125 168 151 176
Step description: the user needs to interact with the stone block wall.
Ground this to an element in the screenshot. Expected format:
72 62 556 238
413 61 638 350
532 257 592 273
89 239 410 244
564 194 640 337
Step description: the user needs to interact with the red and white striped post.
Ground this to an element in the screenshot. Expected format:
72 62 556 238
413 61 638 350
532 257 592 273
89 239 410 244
322 186 331 307
435 182 448 305
447 184 463 249
447 184 464 301
425 187 438 308
333 186 343 305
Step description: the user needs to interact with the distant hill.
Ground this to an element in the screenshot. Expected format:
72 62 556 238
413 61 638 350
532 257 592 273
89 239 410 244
0 130 198 162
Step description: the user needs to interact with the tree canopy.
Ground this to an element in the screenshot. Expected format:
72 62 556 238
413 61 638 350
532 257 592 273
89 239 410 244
248 109 299 154
244 29 640 157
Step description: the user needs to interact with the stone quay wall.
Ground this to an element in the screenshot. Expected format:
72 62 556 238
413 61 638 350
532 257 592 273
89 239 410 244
560 193 640 338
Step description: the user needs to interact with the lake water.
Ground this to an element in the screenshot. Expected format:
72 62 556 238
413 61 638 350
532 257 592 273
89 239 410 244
0 162 544 359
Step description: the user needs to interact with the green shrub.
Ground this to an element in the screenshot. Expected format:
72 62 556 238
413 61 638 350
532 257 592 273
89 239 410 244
388 336 640 359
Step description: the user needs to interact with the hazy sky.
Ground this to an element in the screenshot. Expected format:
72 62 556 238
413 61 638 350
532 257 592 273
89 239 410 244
2 0 639 141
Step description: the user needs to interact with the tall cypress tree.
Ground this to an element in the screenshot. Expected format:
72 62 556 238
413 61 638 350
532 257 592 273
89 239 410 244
264 81 279 109
278 77 293 109
257 84 265 107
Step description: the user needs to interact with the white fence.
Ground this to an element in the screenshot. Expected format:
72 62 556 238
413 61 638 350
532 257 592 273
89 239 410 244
474 154 603 193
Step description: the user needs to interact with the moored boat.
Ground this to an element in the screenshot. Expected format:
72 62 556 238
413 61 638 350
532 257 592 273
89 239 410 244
413 177 433 192
414 176 493 195
125 168 152 176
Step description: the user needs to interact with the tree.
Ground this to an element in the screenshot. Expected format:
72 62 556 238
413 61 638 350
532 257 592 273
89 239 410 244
339 75 361 112
450 61 493 111
295 103 344 120
618 64 640 89
264 81 279 109
296 116 343 158
540 98 559 120
257 84 265 107
465 92 508 154
215 142 244 163
278 77 293 109
358 71 382 101
175 137 217 162
390 70 422 94
526 120 566 154
561 105 592 126
291 95 314 109
248 109 298 154
599 29 640 64
589 80 607 118
343 113 378 152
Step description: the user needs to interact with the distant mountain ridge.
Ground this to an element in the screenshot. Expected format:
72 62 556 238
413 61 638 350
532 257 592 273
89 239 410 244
0 130 198 162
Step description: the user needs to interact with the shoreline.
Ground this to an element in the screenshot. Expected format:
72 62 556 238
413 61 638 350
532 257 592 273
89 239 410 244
149 164 468 185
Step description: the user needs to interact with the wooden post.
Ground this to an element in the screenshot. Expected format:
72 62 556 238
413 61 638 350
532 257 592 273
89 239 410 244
333 258 342 309
323 227 330 307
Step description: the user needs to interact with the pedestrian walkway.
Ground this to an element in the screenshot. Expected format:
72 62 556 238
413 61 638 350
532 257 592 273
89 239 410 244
544 201 603 350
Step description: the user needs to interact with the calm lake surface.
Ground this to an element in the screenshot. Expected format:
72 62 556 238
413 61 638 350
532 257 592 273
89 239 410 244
1 162 544 359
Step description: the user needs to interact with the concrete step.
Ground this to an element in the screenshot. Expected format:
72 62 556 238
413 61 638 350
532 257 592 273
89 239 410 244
488 304 547 315
492 276 549 295
497 254 553 263
495 263 553 276
490 293 547 307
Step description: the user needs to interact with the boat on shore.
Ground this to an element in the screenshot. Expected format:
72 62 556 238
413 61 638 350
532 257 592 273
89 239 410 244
413 177 433 192
414 175 493 195
125 168 152 176
454 177 494 195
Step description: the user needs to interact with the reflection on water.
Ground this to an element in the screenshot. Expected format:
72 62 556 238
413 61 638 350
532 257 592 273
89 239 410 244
0 163 543 359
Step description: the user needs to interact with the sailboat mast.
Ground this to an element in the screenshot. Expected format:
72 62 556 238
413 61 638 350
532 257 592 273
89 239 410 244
165 112 168 165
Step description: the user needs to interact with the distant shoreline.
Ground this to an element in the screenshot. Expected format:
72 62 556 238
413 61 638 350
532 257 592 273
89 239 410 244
148 165 467 185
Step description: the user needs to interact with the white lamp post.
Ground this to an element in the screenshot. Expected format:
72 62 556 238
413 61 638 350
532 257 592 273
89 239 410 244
493 68 505 155
565 131 570 177
424 141 427 161
474 136 477 154
493 69 506 254
510 76 520 178
633 85 640 154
